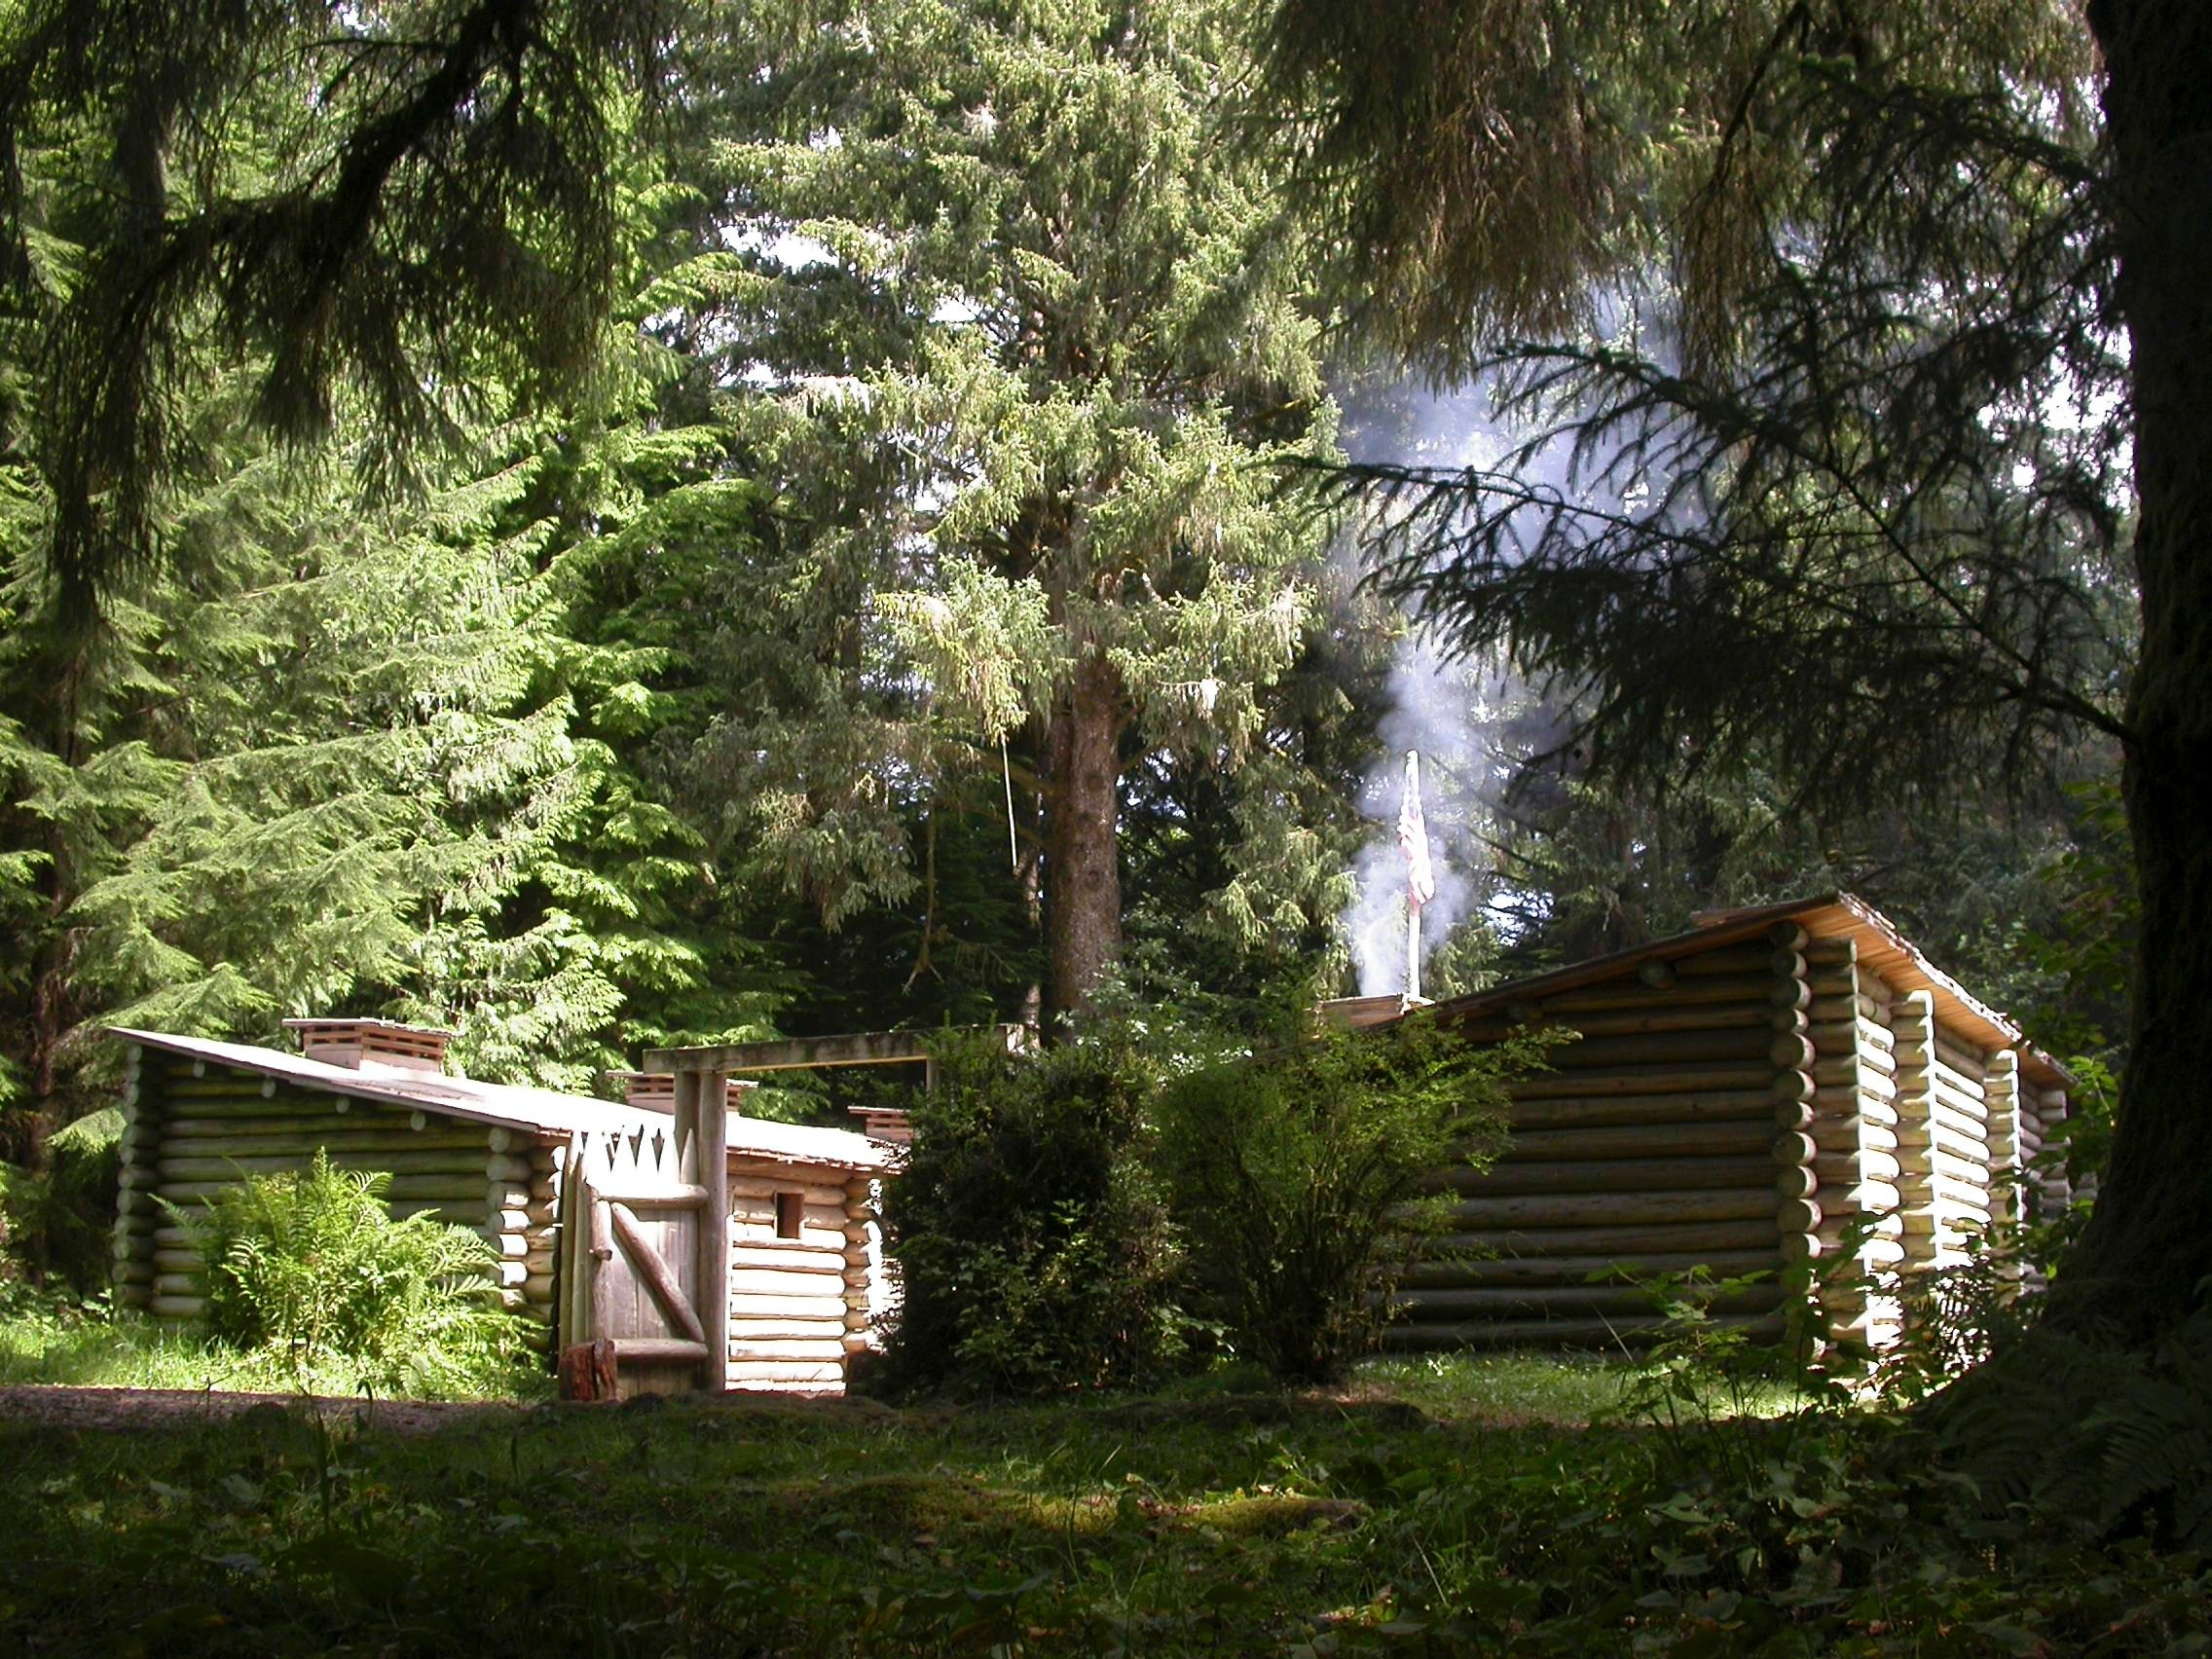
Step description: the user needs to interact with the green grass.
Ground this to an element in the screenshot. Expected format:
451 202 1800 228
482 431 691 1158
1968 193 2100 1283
0 1329 2203 1656
0 1292 548 1401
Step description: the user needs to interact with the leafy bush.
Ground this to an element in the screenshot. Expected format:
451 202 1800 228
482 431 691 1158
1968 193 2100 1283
882 1034 1186 1393
1154 1013 1530 1382
171 1151 524 1396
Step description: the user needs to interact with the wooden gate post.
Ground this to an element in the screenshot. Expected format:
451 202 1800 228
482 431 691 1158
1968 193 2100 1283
674 1065 731 1392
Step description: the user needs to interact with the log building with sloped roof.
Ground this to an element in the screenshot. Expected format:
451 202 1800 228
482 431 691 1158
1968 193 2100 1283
109 1018 896 1394
1354 894 2073 1351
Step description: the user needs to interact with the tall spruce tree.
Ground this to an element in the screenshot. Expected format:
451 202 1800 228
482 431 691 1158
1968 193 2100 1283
696 0 1336 1020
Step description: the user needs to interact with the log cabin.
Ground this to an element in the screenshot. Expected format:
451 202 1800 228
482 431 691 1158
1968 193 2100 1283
108 1018 896 1395
1352 894 2075 1352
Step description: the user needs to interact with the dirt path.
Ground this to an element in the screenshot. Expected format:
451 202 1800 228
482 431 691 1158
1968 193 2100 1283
0 1383 528 1435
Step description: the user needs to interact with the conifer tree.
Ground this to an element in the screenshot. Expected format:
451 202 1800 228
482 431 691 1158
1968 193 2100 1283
696 0 1337 1020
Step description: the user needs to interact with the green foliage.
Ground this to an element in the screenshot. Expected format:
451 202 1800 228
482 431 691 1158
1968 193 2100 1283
0 1352 2206 1655
0 1107 119 1291
169 1152 524 1399
688 0 1340 1011
883 1036 1187 1394
1157 1014 1525 1382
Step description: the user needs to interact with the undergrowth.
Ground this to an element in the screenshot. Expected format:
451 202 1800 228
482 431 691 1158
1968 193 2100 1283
2 1365 2201 1657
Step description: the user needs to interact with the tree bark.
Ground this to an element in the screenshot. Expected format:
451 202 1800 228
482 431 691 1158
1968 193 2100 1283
2050 0 2212 1345
1043 649 1124 1026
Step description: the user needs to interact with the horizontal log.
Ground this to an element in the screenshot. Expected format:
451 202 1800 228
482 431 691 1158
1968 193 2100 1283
728 1293 849 1319
1913 1173 1994 1211
1514 1064 1799 1101
1821 1178 1902 1214
146 1080 360 1105
1436 1154 1782 1198
1453 1004 1793 1046
1499 1121 1779 1161
1393 1283 1788 1318
1382 1312 1787 1351
159 1151 482 1180
159 1114 477 1139
1809 1120 1900 1155
1537 973 1799 1014
1808 994 1881 1025
731 1268 851 1299
1677 943 1805 978
1818 1235 1907 1269
151 1296 206 1320
1911 1115 1993 1161
727 1365 846 1387
1901 1150 1990 1185
156 1138 488 1167
610 1337 710 1365
1772 1130 1818 1166
1506 1089 1784 1130
485 1154 534 1184
1815 1215 1903 1250
1447 1189 1780 1229
729 1242 844 1271
581 1181 711 1209
1421 1220 1782 1257
1813 1148 1902 1184
1813 1091 1899 1128
1930 1081 1990 1124
1402 1248 1783 1288
151 1177 484 1203
1776 1197 1822 1233
1774 1166 1818 1201
1853 1044 1899 1080
1933 1038 1988 1079
1542 1028 1785 1070
728 1339 849 1362
1806 1016 1895 1056
1846 1071 1899 1104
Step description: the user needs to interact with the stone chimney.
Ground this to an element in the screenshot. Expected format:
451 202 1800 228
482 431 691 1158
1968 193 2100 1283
612 1072 755 1113
285 1017 454 1078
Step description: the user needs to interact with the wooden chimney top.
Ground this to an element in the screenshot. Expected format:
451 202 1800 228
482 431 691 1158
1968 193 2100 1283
612 1071 756 1114
284 1017 454 1078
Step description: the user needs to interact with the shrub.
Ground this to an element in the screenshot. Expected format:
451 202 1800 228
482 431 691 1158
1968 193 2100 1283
882 1034 1186 1393
171 1151 524 1396
1155 1013 1530 1382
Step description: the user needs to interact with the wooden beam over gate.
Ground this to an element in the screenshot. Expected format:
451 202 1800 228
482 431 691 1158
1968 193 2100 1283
642 1025 1026 1076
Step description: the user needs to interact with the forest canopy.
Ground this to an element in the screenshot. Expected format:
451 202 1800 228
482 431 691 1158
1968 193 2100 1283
0 0 2140 1328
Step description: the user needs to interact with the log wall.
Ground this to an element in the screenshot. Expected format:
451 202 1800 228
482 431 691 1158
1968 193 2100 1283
1384 921 1819 1350
1799 941 1905 1347
109 1046 560 1347
1381 920 2068 1354
723 1158 869 1392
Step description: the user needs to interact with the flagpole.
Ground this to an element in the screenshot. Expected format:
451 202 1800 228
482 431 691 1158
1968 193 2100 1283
1404 750 1421 1006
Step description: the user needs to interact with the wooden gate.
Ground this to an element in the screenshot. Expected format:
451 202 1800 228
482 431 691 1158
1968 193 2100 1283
558 1070 729 1395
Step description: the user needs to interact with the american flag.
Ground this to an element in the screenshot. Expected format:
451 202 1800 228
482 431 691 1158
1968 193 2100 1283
1398 751 1437 912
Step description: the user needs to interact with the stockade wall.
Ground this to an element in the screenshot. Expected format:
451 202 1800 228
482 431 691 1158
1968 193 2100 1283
110 1045 562 1348
1384 922 2069 1350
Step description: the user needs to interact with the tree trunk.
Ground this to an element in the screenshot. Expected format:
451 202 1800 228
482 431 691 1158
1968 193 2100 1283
2050 0 2212 1345
1043 649 1124 1026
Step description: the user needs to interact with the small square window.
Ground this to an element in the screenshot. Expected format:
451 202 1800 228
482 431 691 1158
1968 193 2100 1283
774 1191 803 1240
